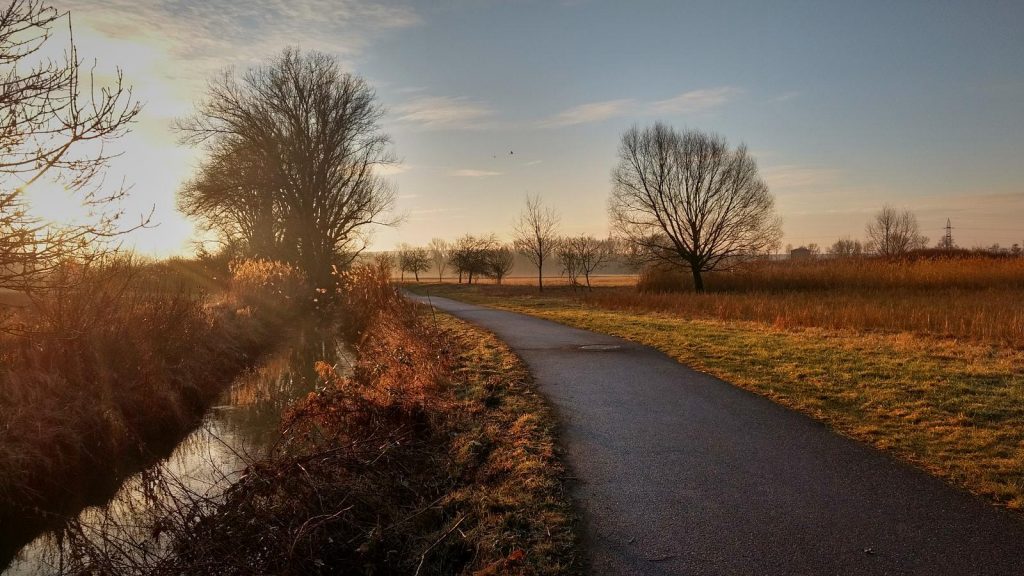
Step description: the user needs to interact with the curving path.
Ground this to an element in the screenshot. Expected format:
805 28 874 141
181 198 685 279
407 293 1024 575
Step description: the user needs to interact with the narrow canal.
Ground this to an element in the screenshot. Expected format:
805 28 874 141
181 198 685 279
3 325 348 575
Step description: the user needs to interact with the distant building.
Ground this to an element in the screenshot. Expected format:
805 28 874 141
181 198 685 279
790 247 813 260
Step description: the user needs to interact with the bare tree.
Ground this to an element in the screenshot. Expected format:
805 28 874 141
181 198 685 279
0 1 142 293
513 194 559 292
829 237 864 257
556 239 581 287
610 124 782 292
484 244 515 284
450 234 497 285
560 235 614 290
397 244 430 282
176 48 396 288
427 237 449 281
865 206 928 257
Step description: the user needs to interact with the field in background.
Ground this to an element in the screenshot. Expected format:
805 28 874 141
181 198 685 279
407 255 1024 511
415 257 1024 348
404 274 638 288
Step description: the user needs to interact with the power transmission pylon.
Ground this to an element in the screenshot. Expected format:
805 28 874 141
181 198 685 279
941 218 954 250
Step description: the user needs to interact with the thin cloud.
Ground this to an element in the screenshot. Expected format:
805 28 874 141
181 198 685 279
539 99 635 127
377 164 413 176
648 87 740 114
393 95 493 130
63 0 420 76
410 207 464 215
772 91 801 103
451 169 503 177
539 87 739 128
409 207 466 222
761 164 841 189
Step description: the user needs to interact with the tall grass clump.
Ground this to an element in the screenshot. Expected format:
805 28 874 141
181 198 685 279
0 257 308 558
331 255 402 341
229 259 308 311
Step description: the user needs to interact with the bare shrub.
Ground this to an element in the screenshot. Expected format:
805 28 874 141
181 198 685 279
484 244 516 284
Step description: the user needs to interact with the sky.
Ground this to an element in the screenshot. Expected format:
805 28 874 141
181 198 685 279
25 0 1024 255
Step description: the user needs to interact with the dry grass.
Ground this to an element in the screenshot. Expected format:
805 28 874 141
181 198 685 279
100 266 582 575
412 276 1024 512
415 257 1024 348
0 259 307 560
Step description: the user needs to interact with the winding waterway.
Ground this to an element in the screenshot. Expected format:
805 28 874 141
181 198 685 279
2 325 348 575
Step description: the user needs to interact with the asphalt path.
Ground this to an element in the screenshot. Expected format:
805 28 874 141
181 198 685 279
408 292 1024 575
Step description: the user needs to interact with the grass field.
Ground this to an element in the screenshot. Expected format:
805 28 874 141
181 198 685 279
407 257 1024 511
417 257 1024 348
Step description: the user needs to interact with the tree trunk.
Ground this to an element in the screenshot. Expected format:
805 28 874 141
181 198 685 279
691 266 705 293
414 270 419 282
538 260 543 292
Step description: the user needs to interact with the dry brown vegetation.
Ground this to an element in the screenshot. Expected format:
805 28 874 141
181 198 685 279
0 258 308 559
411 255 1024 511
628 256 1024 347
439 256 1024 347
65 261 580 575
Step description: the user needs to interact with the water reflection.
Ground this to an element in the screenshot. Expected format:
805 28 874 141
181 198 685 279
4 323 349 575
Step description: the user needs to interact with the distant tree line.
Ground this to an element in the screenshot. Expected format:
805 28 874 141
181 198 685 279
391 124 1020 294
393 231 623 290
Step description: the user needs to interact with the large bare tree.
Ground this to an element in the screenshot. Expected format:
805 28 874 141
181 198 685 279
0 1 141 293
610 123 781 292
865 205 928 256
176 48 396 288
512 194 559 292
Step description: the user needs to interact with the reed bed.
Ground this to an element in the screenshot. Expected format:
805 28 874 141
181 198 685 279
0 259 307 563
586 287 1024 347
